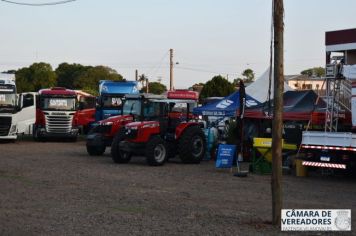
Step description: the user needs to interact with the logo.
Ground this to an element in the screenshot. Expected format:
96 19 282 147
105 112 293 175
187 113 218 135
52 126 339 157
335 210 351 230
281 209 351 231
246 99 258 107
216 99 233 109
51 112 66 116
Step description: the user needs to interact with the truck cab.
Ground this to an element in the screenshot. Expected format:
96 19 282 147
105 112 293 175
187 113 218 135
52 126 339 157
95 80 139 121
33 87 80 141
0 74 19 139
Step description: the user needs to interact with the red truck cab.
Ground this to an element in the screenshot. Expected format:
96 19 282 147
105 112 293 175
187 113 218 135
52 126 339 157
33 87 90 141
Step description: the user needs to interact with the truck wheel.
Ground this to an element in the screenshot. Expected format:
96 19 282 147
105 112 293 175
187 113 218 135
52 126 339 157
145 136 167 166
86 145 106 156
33 126 43 142
111 129 132 163
178 126 206 164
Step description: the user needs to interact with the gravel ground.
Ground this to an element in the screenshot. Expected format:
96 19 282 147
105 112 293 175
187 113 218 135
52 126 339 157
0 138 355 235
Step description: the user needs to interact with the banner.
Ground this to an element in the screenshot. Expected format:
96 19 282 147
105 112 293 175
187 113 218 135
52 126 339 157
215 144 236 168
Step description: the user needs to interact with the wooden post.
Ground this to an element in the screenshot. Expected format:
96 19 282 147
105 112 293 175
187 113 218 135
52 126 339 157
135 69 138 81
271 0 284 226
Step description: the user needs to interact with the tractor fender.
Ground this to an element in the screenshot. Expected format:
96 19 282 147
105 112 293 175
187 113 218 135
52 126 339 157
175 122 200 139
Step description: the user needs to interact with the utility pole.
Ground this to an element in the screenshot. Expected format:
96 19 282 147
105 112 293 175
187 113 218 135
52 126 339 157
271 0 284 226
135 69 138 81
169 48 174 91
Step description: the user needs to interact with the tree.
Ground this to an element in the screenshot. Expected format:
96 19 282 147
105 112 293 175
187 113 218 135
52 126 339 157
74 66 124 94
233 78 243 86
199 75 235 100
138 74 148 88
242 68 255 83
142 81 167 94
301 67 325 77
55 63 90 89
15 62 57 93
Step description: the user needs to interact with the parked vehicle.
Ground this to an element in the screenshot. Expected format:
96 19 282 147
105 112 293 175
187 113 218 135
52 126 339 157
95 80 138 121
33 87 94 141
86 93 165 155
0 74 36 140
75 90 96 134
114 90 206 166
300 28 356 173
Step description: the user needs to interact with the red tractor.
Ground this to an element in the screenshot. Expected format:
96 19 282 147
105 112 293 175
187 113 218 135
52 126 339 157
86 93 165 155
112 90 206 166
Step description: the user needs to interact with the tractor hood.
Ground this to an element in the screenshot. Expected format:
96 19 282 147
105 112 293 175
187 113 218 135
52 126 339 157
98 114 133 125
125 121 159 129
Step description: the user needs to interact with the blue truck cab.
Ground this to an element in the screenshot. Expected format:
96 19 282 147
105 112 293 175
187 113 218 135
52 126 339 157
96 80 139 121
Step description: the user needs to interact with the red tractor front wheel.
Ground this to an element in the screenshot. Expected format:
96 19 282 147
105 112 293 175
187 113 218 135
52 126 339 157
145 136 167 166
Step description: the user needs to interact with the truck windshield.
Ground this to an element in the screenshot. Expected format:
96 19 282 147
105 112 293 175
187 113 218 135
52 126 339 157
41 97 77 111
101 95 123 109
123 99 142 115
0 93 16 107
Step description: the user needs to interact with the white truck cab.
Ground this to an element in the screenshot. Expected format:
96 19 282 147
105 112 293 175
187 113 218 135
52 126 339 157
0 73 36 140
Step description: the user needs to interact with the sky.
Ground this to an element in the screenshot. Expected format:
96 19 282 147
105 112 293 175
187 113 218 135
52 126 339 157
1 0 356 89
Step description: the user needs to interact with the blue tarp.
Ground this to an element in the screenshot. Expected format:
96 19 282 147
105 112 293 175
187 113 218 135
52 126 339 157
193 91 260 117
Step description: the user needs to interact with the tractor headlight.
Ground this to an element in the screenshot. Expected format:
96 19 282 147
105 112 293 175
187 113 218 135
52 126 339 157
101 121 113 126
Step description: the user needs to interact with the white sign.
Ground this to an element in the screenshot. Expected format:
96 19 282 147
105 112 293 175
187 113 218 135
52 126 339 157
111 98 122 106
281 209 351 231
49 99 68 108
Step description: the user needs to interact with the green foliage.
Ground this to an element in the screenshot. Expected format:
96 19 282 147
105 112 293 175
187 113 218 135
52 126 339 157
301 67 325 77
73 65 124 92
14 62 124 93
138 74 148 88
242 68 255 83
199 75 235 100
233 78 243 86
143 81 167 94
15 62 57 93
55 63 90 89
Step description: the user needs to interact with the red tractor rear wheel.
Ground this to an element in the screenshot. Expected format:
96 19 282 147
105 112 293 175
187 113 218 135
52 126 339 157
178 126 206 164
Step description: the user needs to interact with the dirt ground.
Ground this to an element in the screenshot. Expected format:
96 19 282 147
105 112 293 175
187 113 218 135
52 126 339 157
0 138 355 236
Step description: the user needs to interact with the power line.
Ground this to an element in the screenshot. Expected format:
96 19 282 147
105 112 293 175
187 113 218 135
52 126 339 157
1 0 77 6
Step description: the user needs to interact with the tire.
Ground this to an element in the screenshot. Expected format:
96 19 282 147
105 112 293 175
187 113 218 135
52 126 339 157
111 128 132 163
86 145 106 156
178 126 206 164
33 126 43 142
145 136 167 166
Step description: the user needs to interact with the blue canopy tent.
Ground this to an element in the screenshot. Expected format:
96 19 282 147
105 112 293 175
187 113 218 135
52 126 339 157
193 91 260 117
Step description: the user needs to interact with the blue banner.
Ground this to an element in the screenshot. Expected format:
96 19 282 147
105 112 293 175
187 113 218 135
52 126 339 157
215 144 236 168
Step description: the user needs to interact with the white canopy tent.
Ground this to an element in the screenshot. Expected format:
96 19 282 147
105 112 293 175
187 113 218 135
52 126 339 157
245 68 293 103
